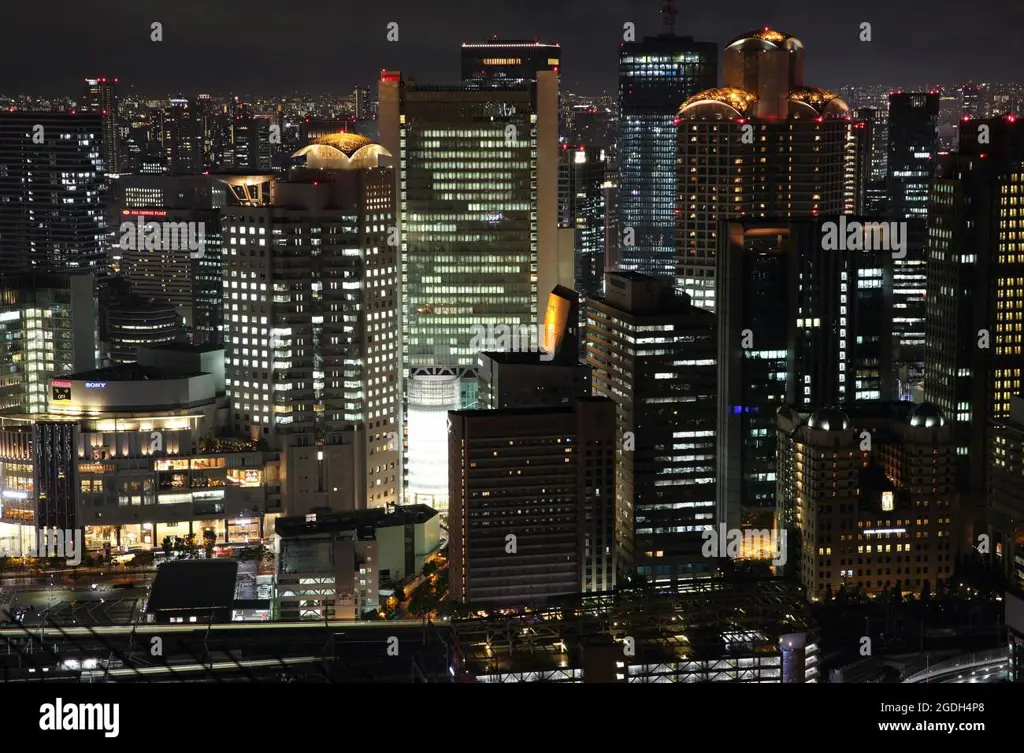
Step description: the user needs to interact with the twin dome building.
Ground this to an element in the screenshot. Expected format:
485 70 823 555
678 27 849 120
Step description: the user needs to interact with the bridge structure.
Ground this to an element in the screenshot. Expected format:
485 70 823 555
902 646 1010 684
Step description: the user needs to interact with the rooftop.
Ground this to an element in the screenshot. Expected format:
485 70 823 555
275 504 439 538
63 363 205 382
146 559 239 613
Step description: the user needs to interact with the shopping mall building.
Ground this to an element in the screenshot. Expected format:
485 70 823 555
0 344 280 555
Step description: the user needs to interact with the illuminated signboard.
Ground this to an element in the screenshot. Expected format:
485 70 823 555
85 382 107 389
121 209 168 217
52 383 71 401
881 491 894 512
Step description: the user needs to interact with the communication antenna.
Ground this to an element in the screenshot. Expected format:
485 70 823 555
662 0 677 36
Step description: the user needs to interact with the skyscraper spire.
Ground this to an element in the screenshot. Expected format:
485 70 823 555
662 0 677 36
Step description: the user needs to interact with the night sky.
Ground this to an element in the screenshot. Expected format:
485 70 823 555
3 0 1020 97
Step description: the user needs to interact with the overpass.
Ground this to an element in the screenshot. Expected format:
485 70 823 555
903 646 1009 683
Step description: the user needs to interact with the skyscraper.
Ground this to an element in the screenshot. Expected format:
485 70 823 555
0 271 97 414
886 92 937 383
461 40 560 89
675 28 852 312
223 134 400 513
887 92 940 220
586 272 716 582
81 77 120 174
925 114 1024 515
116 174 226 345
0 112 106 270
857 107 889 214
717 218 895 531
379 70 562 511
617 30 716 282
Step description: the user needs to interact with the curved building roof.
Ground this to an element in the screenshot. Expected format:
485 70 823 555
908 403 947 428
807 408 851 432
679 87 759 116
728 27 803 49
291 136 392 170
311 132 373 155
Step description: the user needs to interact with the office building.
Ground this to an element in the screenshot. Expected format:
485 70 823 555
887 92 938 378
448 397 616 605
226 115 273 171
222 134 400 514
103 297 181 364
586 272 716 582
0 272 97 415
81 77 120 175
777 402 956 601
158 99 204 175
617 30 716 282
0 112 106 270
675 28 851 312
857 107 889 214
379 69 562 510
274 504 441 619
925 114 1024 514
115 174 226 345
717 219 895 531
989 394 1024 589
461 40 560 89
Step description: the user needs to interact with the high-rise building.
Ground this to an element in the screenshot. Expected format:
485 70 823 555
379 70 563 511
81 77 120 175
617 32 716 282
461 40 560 89
158 99 203 175
675 28 851 312
925 114 1024 519
0 112 106 270
566 146 610 300
0 271 97 415
448 396 616 605
103 297 181 364
777 401 956 600
886 92 937 381
717 218 895 530
223 134 400 514
857 107 889 214
989 394 1024 589
586 272 716 582
226 115 273 171
887 92 940 220
115 174 227 345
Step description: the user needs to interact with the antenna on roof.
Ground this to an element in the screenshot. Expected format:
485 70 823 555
662 0 677 36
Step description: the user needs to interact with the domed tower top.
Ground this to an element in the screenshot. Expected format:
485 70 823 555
723 26 805 112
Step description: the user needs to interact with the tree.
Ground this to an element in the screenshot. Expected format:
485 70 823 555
162 537 174 558
202 530 217 559
920 579 931 602
177 534 199 560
